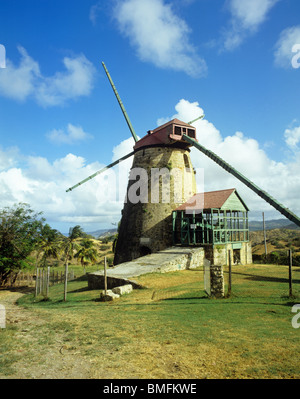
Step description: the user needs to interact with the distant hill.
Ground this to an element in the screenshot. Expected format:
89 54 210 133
87 228 117 239
249 218 299 231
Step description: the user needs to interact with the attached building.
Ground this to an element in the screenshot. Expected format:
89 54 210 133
172 188 252 265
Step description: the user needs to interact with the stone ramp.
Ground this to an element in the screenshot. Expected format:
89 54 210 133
87 246 204 290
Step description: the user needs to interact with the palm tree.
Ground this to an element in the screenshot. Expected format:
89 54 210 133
39 224 61 267
74 239 98 274
62 225 83 301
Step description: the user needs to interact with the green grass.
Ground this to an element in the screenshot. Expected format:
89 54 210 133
3 264 300 379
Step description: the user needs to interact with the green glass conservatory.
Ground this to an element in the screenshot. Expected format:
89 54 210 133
172 188 249 246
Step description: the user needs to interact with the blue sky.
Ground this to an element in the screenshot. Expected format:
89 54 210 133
0 0 300 232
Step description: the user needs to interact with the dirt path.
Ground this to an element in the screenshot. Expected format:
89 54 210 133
0 288 92 379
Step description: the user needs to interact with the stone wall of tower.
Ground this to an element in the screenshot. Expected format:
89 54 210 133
114 146 197 265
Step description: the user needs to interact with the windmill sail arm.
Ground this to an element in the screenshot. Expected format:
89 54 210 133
183 134 300 228
102 62 138 143
66 151 134 192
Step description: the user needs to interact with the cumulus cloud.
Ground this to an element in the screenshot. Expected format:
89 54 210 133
284 125 300 149
162 99 300 220
89 3 102 25
0 149 125 232
0 46 40 101
46 123 93 145
0 46 96 106
0 146 20 171
274 25 300 69
113 0 207 77
222 0 279 51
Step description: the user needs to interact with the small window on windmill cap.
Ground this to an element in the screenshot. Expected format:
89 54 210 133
174 126 182 135
187 128 195 138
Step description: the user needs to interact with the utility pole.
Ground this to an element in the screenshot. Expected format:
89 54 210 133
228 250 232 297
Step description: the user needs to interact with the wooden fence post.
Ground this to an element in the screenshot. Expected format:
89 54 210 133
64 263 68 302
289 249 293 297
263 212 267 256
228 250 232 297
35 268 39 297
104 256 107 294
40 269 43 295
46 267 50 298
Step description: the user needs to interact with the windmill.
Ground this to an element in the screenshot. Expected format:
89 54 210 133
67 62 300 265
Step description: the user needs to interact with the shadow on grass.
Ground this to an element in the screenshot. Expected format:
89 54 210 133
0 286 35 294
159 294 300 307
67 286 91 293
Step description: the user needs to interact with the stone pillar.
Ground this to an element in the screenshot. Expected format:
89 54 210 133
210 264 225 298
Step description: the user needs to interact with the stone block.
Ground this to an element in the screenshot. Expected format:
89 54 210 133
112 284 133 295
99 290 120 301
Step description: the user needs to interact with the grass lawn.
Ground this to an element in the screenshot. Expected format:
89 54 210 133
1 263 300 379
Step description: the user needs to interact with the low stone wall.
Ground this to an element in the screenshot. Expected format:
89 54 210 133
157 248 205 273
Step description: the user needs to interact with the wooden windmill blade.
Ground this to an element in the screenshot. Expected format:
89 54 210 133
102 62 138 143
183 134 300 228
66 62 137 192
66 150 134 192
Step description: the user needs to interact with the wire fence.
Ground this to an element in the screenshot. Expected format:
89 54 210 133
152 250 300 301
5 268 75 292
35 267 75 297
252 250 300 266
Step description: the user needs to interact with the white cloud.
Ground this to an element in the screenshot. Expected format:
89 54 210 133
0 46 96 106
165 99 300 221
284 125 300 149
89 3 102 25
274 25 300 69
113 0 207 77
0 146 20 171
46 123 93 145
0 46 40 101
0 149 125 232
222 0 279 51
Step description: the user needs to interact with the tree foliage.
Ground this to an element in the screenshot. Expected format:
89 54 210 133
0 203 45 285
38 224 62 267
74 238 98 273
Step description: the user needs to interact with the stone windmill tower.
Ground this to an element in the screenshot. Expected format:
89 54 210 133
114 118 198 264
